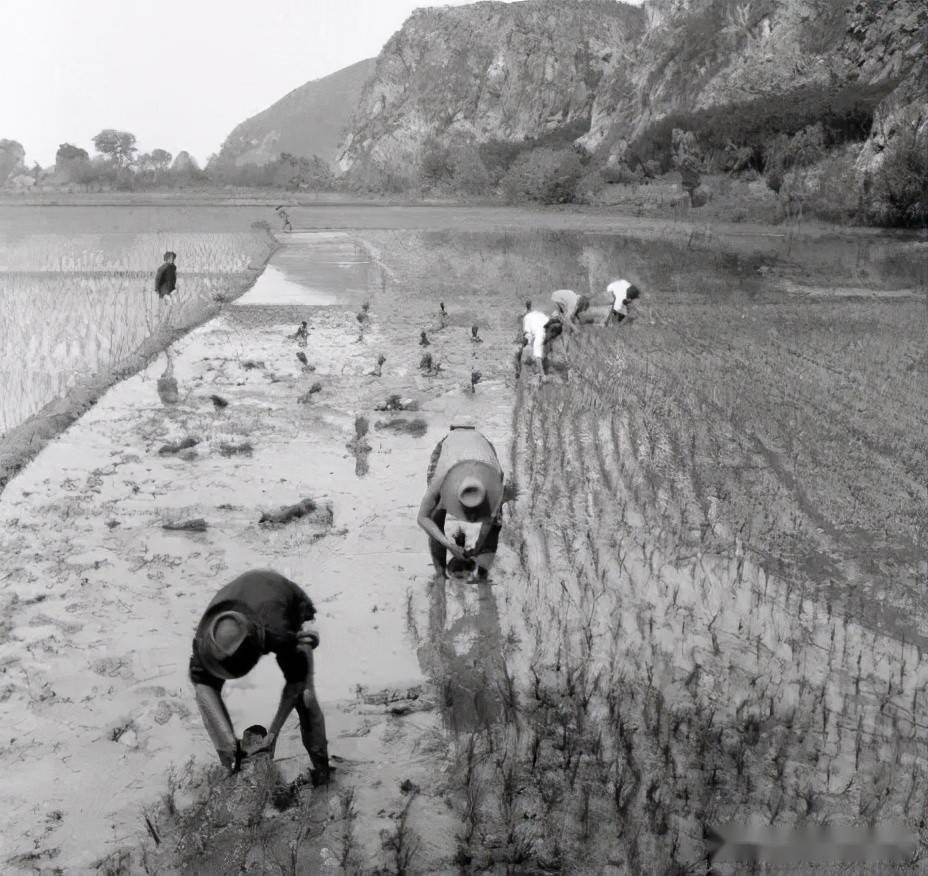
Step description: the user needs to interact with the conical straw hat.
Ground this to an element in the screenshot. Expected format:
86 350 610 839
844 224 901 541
439 460 503 520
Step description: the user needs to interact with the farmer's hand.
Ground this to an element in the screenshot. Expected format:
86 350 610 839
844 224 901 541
248 731 277 757
446 540 467 561
297 621 320 649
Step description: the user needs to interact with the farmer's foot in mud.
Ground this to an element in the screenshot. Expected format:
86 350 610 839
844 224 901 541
310 765 334 787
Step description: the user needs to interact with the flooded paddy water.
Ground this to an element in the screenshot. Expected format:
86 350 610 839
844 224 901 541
0 209 926 871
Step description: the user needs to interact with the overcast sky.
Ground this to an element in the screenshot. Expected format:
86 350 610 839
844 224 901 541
2 0 644 167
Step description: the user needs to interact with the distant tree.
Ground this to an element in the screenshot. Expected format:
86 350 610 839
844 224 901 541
55 143 89 167
0 139 26 183
93 129 137 167
150 148 173 171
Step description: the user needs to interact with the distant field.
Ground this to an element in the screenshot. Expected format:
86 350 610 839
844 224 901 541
0 209 275 434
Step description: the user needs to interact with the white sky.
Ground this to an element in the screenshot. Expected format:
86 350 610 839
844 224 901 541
2 0 643 167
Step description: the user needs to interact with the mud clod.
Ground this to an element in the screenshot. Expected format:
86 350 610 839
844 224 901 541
375 394 419 412
259 497 331 526
374 418 428 438
157 437 200 456
162 518 208 532
298 382 323 403
218 442 254 457
208 394 229 409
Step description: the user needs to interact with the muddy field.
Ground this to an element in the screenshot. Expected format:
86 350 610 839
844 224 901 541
0 206 926 872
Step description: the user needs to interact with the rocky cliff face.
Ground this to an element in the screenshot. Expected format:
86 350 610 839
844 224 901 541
218 59 375 166
335 0 925 178
336 0 646 171
584 0 927 162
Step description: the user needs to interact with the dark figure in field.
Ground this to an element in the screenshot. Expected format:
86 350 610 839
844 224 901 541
419 331 430 347
155 251 177 299
418 426 505 580
604 279 641 326
275 206 292 233
515 310 563 379
291 321 308 341
189 569 330 784
471 325 482 343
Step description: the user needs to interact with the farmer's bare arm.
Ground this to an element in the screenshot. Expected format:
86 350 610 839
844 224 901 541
417 488 465 558
194 683 238 760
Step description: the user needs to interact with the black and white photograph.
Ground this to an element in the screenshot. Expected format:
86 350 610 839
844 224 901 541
0 0 926 871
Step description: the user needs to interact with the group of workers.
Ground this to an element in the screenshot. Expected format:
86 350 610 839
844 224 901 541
518 279 640 378
186 276 641 783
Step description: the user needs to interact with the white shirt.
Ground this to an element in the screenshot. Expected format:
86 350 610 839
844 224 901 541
522 310 550 359
551 289 580 315
607 279 632 311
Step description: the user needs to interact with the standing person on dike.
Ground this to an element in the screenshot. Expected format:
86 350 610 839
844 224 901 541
417 426 505 580
155 251 177 300
189 569 330 784
604 278 641 326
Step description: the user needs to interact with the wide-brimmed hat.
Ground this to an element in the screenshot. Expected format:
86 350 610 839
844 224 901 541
195 607 264 680
439 460 503 521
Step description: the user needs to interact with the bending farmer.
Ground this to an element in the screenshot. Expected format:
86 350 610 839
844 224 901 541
517 308 563 378
604 279 641 326
189 569 330 784
418 426 505 580
551 289 590 323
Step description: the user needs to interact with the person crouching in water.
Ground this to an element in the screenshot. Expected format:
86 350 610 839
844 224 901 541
155 251 177 300
189 569 330 784
516 308 563 378
604 279 641 326
418 426 505 580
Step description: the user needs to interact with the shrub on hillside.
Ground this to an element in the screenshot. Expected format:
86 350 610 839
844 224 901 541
601 162 643 185
628 81 895 174
763 124 826 194
419 139 454 189
450 146 492 196
866 125 928 227
500 147 585 205
574 169 606 204
479 118 592 185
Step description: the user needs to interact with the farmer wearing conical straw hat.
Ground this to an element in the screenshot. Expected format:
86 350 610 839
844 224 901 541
189 569 330 784
418 426 505 580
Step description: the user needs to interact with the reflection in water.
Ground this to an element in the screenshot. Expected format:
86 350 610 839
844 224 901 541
416 577 509 734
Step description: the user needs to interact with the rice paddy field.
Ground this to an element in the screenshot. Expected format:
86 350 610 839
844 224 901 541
0 213 276 436
0 201 926 872
354 226 928 872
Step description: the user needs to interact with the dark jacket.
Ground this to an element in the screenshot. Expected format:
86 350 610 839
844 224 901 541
155 262 177 297
189 570 316 688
